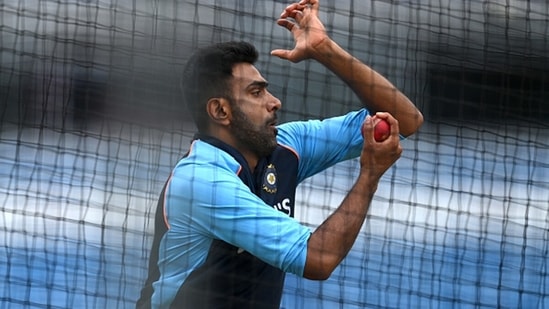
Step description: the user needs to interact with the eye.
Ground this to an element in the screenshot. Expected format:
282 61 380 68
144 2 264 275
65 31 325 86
251 88 264 97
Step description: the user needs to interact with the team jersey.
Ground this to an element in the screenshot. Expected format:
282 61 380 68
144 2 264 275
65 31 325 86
136 109 369 309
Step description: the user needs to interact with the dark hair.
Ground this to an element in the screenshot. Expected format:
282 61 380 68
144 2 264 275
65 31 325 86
181 41 259 132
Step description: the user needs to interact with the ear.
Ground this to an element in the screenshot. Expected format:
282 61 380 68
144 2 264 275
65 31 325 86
206 97 231 126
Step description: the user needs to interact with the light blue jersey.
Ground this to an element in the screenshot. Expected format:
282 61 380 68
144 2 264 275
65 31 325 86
137 109 370 309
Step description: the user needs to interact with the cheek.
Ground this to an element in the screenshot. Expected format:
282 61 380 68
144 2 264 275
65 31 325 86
240 106 266 124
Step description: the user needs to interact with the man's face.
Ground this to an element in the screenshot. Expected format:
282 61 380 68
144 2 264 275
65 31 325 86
228 63 282 158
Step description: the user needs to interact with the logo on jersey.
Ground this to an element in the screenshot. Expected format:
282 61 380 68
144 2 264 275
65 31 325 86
262 164 277 194
273 198 292 216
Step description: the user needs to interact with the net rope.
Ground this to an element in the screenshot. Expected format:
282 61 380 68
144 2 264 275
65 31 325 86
1 1 548 308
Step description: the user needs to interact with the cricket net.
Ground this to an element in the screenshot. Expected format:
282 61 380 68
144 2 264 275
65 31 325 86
1 0 548 308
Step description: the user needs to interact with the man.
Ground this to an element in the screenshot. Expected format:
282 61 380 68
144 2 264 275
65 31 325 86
137 0 423 308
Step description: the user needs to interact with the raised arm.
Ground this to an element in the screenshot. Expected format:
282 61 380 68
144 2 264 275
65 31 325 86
272 0 423 137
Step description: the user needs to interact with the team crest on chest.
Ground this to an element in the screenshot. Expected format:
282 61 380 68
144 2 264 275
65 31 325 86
262 164 277 194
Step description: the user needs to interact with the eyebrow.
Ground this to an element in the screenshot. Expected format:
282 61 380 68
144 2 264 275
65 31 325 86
246 80 269 89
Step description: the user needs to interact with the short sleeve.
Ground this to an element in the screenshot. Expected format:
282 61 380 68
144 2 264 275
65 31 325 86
276 109 369 182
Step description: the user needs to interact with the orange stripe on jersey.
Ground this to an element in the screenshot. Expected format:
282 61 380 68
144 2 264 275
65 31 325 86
162 174 173 230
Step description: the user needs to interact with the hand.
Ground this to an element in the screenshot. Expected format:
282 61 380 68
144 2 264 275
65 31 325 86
359 112 402 180
271 0 330 63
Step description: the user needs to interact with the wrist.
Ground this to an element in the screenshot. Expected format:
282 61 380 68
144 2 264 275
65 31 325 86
355 170 380 194
310 39 342 63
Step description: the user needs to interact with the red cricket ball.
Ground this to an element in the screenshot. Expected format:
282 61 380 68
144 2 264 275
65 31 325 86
374 119 390 142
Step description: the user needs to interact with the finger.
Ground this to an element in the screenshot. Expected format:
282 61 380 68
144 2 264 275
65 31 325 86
283 6 307 22
373 111 388 119
280 3 302 18
390 118 400 137
374 112 395 126
300 0 320 15
270 49 292 60
290 10 304 23
382 114 400 137
276 19 297 32
373 112 400 138
361 115 375 142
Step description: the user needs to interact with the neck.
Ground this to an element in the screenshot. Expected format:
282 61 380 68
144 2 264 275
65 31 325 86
236 147 259 171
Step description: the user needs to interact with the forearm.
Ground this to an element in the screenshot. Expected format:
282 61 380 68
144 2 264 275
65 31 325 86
304 171 378 280
312 40 423 136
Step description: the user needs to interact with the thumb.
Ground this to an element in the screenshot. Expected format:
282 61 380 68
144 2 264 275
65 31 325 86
361 115 374 141
270 49 291 60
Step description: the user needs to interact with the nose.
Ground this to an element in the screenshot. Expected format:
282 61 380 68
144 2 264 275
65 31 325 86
268 92 282 112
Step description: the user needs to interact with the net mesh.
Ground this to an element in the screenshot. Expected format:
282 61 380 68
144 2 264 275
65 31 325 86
1 0 548 308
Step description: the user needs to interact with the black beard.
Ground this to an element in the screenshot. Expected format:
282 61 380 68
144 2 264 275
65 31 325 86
230 104 277 158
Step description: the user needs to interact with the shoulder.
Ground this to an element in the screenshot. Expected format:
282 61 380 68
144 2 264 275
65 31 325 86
168 140 244 195
174 139 242 175
164 140 253 222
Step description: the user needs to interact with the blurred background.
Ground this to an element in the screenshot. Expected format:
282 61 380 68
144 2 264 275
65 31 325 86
1 0 548 308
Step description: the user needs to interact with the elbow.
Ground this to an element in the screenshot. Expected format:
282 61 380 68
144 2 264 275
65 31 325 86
401 109 424 137
413 110 424 132
302 258 339 281
303 268 333 281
